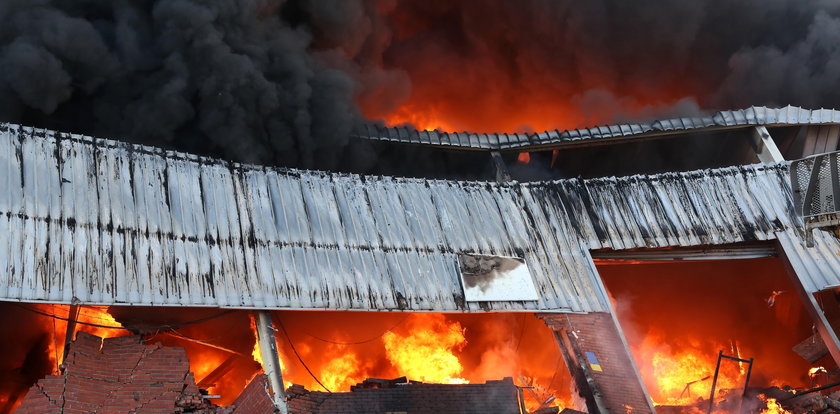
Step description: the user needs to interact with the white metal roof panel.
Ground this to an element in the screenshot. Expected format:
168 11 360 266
0 123 834 312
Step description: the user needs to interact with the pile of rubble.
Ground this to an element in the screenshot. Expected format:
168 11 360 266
14 332 532 414
16 332 232 414
762 387 840 413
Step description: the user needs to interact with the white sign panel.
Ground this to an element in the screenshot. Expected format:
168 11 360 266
458 254 539 302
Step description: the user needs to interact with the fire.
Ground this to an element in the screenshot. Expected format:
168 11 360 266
249 314 264 366
246 314 295 392
382 314 469 384
808 366 827 377
37 305 125 369
319 352 368 391
517 152 531 164
759 395 790 414
637 337 744 406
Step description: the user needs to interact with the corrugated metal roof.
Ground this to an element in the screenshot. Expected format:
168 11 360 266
354 106 840 150
777 229 840 294
0 123 830 312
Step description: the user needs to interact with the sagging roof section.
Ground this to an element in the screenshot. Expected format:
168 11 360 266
0 124 818 312
354 106 840 150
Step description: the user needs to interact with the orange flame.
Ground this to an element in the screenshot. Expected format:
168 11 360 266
517 152 531 164
382 314 468 384
42 305 125 368
636 335 744 406
759 395 790 414
808 366 827 377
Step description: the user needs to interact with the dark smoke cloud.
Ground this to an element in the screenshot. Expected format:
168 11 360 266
0 0 393 168
2 1 840 168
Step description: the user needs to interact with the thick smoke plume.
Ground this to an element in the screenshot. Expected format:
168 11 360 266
2 1 840 167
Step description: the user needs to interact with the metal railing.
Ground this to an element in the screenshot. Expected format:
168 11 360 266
791 151 840 237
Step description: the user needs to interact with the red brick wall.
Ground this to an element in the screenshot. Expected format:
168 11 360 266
16 332 221 414
277 378 521 414
540 312 653 414
232 374 278 414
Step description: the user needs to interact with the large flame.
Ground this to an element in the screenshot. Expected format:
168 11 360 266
0 305 574 412
600 258 818 410
637 336 744 406
758 395 791 414
382 314 468 384
39 305 125 369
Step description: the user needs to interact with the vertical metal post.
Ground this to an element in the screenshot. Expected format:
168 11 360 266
564 330 609 414
742 358 753 396
254 310 288 414
490 151 512 182
707 350 723 414
62 305 80 362
736 357 754 414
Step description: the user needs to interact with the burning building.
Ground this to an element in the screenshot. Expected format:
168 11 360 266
3 106 840 413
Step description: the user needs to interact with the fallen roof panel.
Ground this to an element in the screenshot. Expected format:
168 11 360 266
354 106 840 151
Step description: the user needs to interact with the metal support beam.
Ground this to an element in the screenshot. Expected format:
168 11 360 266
254 311 288 414
490 151 511 182
750 126 784 163
776 241 840 366
62 305 80 363
560 329 609 414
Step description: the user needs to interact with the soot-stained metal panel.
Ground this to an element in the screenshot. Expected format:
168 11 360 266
354 106 840 150
458 254 539 302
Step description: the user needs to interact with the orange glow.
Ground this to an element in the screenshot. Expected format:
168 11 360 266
40 305 126 369
636 336 743 406
382 314 468 384
600 259 819 411
3 305 573 411
249 314 264 366
517 152 531 164
272 311 573 409
758 395 790 414
319 352 368 391
808 366 827 377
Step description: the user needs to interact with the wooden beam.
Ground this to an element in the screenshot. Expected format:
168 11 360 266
197 355 245 389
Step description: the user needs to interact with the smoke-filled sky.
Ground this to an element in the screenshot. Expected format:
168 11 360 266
2 0 840 168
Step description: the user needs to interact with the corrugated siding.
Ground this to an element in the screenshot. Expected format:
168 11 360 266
777 229 840 294
355 106 840 150
0 124 831 312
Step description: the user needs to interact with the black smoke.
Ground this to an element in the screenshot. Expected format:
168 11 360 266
2 1 840 170
0 0 395 168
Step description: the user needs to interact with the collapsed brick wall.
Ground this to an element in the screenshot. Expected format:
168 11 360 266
231 374 278 414
16 332 228 414
540 312 653 414
236 375 521 414
314 379 521 414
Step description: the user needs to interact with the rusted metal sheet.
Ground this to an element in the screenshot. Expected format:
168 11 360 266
0 123 828 313
354 106 840 150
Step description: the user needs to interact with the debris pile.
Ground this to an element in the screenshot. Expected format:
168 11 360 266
16 332 231 414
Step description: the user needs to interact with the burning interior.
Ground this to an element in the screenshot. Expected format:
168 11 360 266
0 305 573 412
597 252 833 412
